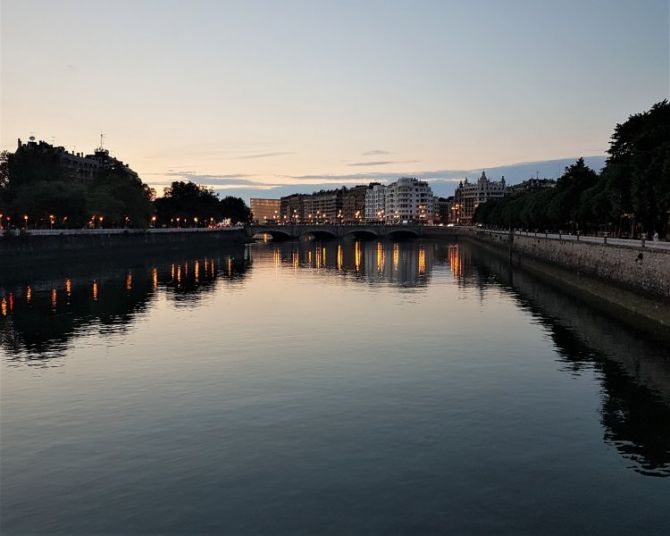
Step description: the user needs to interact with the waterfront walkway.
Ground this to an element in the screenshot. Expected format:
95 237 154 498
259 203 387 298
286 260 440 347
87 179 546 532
3 226 244 236
486 229 670 252
5 224 669 252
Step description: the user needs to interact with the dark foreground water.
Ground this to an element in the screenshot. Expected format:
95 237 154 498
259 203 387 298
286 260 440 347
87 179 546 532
1 238 669 535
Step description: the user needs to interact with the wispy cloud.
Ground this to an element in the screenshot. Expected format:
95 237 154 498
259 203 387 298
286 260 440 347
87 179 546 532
163 172 285 187
167 171 253 179
347 160 419 167
231 151 295 160
362 149 391 156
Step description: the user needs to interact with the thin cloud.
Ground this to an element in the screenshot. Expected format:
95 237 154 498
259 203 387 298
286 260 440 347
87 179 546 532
347 160 419 167
231 151 295 160
362 149 391 156
165 171 253 179
176 175 286 187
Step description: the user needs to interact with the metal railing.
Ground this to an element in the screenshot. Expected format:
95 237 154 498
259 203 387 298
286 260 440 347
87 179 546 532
478 228 670 252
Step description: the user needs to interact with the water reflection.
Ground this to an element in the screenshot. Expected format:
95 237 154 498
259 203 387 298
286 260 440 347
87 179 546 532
255 239 433 288
2 238 669 480
1 246 251 362
462 244 670 478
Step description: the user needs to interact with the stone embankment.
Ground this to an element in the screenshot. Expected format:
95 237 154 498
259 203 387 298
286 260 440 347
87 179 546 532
470 229 670 330
473 230 669 298
0 227 249 265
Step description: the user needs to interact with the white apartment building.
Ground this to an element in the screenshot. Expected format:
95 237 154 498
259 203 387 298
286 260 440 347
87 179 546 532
365 184 387 222
383 177 435 224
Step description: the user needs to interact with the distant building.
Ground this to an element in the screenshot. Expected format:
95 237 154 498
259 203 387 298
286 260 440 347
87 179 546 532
384 177 434 224
341 185 368 223
365 183 386 222
250 198 281 224
453 171 507 225
279 194 305 223
10 137 139 184
435 196 454 224
509 177 556 194
303 189 342 223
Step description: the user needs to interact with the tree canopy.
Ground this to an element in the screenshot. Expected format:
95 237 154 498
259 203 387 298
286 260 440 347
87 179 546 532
2 146 154 228
154 181 251 226
475 101 670 238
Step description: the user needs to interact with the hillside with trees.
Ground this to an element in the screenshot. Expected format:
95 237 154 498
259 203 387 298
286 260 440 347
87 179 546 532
0 146 251 228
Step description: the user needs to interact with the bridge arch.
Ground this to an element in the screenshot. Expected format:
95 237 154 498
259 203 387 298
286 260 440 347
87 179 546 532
386 229 420 239
344 229 378 240
302 230 338 240
252 230 293 241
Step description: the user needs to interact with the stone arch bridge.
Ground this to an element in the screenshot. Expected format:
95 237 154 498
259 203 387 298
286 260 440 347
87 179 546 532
249 224 463 240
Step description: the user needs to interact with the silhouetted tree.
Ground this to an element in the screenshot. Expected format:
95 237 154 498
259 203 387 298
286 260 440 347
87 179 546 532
475 101 670 238
220 195 251 224
87 167 153 227
600 100 670 237
154 181 224 226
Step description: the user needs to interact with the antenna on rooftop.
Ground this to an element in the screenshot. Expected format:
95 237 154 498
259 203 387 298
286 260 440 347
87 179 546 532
99 133 105 150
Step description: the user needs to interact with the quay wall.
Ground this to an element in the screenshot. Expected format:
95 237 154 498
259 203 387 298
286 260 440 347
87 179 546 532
468 230 670 330
471 230 670 299
0 228 249 265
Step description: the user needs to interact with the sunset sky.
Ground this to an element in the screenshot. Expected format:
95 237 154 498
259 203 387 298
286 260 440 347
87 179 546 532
2 0 668 199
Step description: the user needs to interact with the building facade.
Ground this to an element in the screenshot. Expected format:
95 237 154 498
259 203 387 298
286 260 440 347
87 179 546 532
383 177 434 224
250 198 281 224
279 194 305 223
341 185 368 223
365 184 387 222
453 171 507 225
303 190 342 223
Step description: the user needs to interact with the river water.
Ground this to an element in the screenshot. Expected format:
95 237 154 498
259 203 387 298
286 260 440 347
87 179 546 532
1 238 669 534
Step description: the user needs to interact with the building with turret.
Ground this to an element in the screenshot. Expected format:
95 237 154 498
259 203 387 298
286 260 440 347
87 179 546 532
453 171 507 225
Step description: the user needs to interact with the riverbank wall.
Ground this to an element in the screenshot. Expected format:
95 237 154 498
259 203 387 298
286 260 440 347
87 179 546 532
467 230 670 331
0 228 249 266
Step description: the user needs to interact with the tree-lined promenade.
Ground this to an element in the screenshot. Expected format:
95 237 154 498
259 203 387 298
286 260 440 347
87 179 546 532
474 101 670 239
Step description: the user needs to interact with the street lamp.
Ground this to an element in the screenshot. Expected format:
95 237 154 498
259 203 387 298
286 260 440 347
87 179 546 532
49 214 55 229
23 214 28 230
